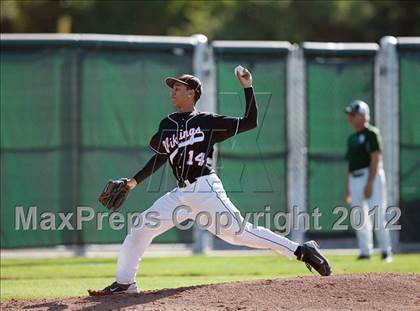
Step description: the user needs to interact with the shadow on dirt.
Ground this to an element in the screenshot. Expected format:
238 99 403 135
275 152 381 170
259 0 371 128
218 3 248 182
21 285 206 310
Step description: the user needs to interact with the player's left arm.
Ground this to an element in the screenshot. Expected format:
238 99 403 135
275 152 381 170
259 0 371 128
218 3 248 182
126 121 169 190
128 153 168 189
365 151 380 198
98 153 167 211
364 130 383 198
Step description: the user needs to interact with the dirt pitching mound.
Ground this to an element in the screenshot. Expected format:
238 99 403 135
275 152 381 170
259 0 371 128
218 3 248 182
2 273 420 310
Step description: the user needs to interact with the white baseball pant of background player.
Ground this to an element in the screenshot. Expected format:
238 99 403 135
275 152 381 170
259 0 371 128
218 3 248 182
116 173 299 284
349 163 392 256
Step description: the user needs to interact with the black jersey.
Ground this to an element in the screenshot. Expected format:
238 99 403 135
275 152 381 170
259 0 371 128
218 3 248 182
345 124 382 172
148 87 257 184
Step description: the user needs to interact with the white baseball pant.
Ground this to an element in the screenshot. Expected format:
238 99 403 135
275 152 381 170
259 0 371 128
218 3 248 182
116 173 299 284
349 166 392 256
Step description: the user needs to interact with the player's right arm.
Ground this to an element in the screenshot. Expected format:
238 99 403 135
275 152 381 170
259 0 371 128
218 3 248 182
344 136 351 204
235 67 257 132
211 67 258 143
345 173 351 204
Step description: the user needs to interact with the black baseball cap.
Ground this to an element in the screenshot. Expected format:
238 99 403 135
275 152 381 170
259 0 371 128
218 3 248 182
165 74 202 100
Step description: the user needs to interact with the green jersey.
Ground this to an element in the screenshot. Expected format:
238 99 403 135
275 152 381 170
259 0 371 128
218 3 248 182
345 124 383 172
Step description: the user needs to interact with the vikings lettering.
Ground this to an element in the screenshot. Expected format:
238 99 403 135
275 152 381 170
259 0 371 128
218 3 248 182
162 126 205 154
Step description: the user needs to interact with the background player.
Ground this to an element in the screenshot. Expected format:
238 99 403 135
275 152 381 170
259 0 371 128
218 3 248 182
88 66 331 296
345 100 392 262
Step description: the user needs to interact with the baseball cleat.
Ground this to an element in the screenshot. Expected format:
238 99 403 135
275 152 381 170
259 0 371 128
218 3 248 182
299 241 332 276
381 252 393 263
357 254 371 260
87 281 138 296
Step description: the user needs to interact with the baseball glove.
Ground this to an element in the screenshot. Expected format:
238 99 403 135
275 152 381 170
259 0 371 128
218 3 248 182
98 178 130 212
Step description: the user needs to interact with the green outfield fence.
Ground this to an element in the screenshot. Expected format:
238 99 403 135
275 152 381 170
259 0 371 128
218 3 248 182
303 43 378 235
213 41 290 231
398 38 420 242
1 34 419 249
1 34 196 248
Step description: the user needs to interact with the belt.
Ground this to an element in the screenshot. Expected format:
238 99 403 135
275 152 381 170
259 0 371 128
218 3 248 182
351 169 367 177
177 172 216 188
177 178 197 188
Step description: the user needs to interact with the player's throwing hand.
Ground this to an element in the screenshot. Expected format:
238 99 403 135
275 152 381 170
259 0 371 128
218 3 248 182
235 65 252 88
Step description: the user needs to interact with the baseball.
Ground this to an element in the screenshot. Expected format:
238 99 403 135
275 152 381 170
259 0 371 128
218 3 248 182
234 65 246 77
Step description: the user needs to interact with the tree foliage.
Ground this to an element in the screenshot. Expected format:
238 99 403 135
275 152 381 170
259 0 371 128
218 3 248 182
1 0 419 41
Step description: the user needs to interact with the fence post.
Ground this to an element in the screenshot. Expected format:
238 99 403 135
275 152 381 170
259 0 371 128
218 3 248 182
287 45 307 244
375 36 400 251
192 34 214 253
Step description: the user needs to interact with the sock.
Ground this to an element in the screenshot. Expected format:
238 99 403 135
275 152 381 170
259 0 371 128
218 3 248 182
294 246 302 260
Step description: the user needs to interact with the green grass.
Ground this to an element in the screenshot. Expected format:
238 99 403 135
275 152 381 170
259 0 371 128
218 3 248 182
1 254 420 301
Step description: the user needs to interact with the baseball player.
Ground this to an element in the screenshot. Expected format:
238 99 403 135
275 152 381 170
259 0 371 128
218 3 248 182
344 100 392 262
89 66 331 296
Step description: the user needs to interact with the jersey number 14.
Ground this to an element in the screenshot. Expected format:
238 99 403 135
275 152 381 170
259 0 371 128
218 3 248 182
186 151 205 166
